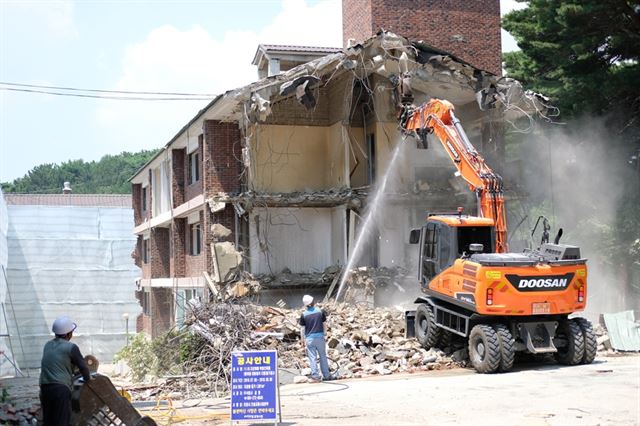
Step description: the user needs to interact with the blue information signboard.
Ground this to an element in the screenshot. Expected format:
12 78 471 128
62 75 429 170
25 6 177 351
230 350 279 422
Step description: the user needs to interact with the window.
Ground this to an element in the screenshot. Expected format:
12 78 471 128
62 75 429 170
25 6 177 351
141 187 147 212
142 238 149 263
421 223 437 281
367 134 376 184
189 151 200 184
142 290 150 315
190 223 202 255
457 226 493 255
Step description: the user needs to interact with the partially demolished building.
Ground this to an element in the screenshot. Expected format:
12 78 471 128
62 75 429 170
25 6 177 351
131 0 546 336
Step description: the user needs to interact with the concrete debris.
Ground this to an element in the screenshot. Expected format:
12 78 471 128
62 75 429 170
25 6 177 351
211 241 242 283
279 75 321 109
249 92 271 122
207 187 365 212
210 223 232 240
0 377 41 424
335 266 415 307
141 301 465 400
257 265 341 289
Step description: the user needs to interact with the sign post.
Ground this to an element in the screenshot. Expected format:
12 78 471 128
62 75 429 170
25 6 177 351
230 350 281 424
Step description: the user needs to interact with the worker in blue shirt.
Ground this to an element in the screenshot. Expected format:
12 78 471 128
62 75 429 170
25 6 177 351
299 295 335 382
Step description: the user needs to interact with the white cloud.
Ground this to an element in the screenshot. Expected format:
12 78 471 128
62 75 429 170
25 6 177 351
500 0 528 16
17 0 78 39
500 0 528 52
95 0 341 153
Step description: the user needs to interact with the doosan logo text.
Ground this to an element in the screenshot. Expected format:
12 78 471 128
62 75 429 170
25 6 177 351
505 273 574 292
518 278 568 289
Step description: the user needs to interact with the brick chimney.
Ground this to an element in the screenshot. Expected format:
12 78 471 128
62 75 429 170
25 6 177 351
342 0 502 75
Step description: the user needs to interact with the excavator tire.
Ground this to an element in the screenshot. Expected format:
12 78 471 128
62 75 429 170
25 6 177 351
554 320 585 365
468 325 501 374
574 317 597 364
492 324 515 372
437 329 453 351
415 303 441 350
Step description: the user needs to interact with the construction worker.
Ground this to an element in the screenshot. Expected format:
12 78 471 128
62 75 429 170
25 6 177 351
299 295 335 382
39 316 91 426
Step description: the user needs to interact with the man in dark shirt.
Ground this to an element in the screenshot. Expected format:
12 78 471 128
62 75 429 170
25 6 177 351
299 295 335 381
40 316 91 426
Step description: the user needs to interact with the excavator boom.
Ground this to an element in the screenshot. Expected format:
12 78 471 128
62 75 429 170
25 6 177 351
400 98 508 253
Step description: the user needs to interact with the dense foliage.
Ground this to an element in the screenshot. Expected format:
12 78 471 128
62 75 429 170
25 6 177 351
1 149 159 194
503 0 640 123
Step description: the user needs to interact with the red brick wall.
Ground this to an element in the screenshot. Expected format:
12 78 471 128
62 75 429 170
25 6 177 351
203 120 242 196
185 139 204 202
342 0 502 75
185 210 207 278
132 184 142 226
150 228 170 278
214 206 237 244
172 149 185 208
151 288 173 338
144 169 153 221
342 0 372 47
171 218 186 278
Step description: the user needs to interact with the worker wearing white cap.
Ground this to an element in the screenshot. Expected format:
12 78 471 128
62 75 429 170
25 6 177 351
39 316 91 425
299 295 335 382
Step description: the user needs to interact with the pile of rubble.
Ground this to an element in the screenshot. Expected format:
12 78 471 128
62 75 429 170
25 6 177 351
141 301 463 399
0 402 39 424
0 377 41 425
315 303 466 378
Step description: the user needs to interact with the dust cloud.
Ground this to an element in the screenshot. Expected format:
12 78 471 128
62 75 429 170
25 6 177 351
512 117 639 319
345 116 639 318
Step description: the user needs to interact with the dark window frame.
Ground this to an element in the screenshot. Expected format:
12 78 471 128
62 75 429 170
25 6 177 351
189 223 202 256
188 151 200 185
142 238 149 264
141 187 147 212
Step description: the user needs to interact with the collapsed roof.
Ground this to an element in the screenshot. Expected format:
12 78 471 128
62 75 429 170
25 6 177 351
131 31 549 182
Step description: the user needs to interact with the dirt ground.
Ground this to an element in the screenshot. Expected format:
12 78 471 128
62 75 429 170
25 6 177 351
2 354 638 425
153 353 640 426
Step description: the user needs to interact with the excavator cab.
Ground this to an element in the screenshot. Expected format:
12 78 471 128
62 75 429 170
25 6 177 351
411 215 495 286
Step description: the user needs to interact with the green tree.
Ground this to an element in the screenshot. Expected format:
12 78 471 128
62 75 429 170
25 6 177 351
503 0 640 124
1 149 159 194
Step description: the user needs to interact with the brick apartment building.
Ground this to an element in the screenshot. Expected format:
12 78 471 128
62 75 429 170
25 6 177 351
131 0 540 336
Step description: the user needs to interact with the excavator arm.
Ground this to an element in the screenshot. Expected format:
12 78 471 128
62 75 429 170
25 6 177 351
399 98 508 253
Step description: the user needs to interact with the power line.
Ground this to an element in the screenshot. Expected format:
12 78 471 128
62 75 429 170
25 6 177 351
0 87 215 101
0 81 216 97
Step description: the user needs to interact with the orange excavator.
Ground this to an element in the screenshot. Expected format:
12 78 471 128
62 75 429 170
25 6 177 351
399 97 596 373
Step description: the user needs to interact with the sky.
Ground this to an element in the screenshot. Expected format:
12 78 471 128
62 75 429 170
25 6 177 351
0 0 526 183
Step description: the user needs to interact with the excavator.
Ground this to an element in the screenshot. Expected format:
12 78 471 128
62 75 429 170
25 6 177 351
399 96 596 373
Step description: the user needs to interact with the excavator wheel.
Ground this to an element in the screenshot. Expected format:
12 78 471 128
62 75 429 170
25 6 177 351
492 324 515 372
437 329 453 351
468 325 501 374
415 303 441 350
554 320 585 365
573 317 597 364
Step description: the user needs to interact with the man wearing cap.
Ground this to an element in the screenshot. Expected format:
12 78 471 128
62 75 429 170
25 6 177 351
39 316 91 425
299 295 335 382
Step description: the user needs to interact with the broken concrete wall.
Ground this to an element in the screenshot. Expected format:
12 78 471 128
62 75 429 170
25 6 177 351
326 122 350 188
250 125 328 192
249 120 355 193
249 207 346 275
